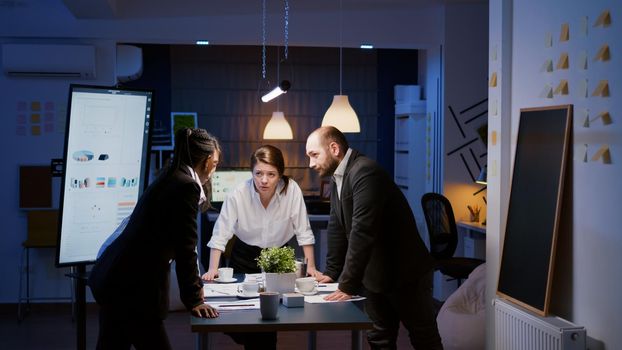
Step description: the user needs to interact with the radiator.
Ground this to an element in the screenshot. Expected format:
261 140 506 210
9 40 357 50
494 298 586 350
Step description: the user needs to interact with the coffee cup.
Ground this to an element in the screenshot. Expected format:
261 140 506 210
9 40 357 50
295 277 317 294
259 292 280 320
237 281 260 296
218 267 233 280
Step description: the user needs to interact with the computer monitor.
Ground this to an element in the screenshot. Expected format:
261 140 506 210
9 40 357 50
210 169 252 206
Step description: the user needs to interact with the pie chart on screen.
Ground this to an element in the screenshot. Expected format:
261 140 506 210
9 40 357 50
72 150 94 162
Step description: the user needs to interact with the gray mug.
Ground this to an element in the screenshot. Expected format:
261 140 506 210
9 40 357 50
259 292 280 320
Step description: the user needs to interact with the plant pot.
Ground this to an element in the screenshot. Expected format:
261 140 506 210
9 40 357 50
262 272 296 294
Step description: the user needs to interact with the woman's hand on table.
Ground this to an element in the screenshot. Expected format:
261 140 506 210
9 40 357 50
201 268 218 281
305 266 320 278
192 303 219 318
314 271 334 283
323 289 352 302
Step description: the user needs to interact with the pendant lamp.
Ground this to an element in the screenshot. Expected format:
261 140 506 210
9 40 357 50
321 0 360 133
263 111 293 139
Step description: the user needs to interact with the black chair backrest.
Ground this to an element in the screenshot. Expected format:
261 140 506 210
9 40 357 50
421 192 458 260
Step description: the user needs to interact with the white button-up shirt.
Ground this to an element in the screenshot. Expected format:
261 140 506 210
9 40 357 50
207 178 315 252
333 148 352 200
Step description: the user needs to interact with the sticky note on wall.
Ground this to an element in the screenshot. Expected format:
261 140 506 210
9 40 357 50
542 59 554 72
560 23 570 42
556 52 569 69
592 80 610 97
554 80 569 95
489 72 498 87
591 145 611 164
594 10 611 28
594 44 610 61
545 32 553 48
578 51 588 70
539 84 553 99
580 109 590 128
578 79 588 98
580 16 588 36
592 111 613 125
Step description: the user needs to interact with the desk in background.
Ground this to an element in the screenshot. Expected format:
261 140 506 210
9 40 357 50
456 220 486 260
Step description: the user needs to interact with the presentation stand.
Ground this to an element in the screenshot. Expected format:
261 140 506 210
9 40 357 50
55 85 155 349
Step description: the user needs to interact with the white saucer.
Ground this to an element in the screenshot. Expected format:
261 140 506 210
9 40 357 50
214 277 238 283
237 292 260 299
297 289 318 296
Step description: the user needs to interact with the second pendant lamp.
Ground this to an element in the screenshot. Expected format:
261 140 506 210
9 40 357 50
321 0 360 133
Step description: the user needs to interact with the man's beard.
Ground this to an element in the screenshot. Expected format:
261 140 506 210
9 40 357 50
318 156 340 177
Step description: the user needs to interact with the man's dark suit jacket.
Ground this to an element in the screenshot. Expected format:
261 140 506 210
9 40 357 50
324 150 435 295
88 167 204 320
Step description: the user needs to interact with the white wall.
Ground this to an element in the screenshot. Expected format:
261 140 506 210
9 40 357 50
489 0 622 348
0 39 116 303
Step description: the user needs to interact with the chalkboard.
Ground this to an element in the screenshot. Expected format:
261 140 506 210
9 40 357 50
56 85 153 267
497 105 572 316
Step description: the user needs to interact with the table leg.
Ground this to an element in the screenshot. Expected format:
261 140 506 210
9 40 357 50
351 330 363 350
307 330 317 350
196 333 210 350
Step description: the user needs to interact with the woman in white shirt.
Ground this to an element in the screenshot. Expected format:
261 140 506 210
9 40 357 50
202 145 317 350
203 145 318 279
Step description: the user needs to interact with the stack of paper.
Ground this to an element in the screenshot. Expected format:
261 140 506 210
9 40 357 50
209 299 260 311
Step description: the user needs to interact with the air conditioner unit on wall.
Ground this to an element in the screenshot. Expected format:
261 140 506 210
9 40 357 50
2 44 96 79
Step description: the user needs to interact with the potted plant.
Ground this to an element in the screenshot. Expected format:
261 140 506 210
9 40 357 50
256 247 297 294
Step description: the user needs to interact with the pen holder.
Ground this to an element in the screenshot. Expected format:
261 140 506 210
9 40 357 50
467 205 481 223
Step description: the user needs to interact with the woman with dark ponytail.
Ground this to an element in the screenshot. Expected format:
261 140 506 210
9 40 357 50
202 145 316 350
89 127 221 350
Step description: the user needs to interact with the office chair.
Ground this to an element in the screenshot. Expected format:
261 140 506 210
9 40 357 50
421 192 485 286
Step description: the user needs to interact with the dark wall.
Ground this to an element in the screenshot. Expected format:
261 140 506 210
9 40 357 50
128 45 418 182
122 44 172 141
376 49 419 176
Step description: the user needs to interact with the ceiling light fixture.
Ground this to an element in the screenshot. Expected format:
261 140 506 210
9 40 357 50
195 40 210 45
261 80 291 102
360 44 374 49
321 0 360 133
262 2 294 140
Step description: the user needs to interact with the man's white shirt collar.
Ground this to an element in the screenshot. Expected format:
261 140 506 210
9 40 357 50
333 148 352 199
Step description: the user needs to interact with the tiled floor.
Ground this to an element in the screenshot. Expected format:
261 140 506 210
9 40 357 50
0 303 416 349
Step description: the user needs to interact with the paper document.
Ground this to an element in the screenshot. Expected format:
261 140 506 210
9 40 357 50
244 273 263 282
204 283 240 297
209 298 260 311
304 294 366 304
317 283 339 292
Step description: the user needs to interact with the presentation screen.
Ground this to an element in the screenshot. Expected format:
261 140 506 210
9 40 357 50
56 84 153 266
211 169 252 203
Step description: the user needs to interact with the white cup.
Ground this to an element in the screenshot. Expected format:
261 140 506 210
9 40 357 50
218 267 233 280
295 277 318 293
237 281 260 296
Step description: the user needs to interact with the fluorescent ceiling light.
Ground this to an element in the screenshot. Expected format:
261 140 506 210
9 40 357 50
261 80 291 103
195 40 210 45
360 44 374 49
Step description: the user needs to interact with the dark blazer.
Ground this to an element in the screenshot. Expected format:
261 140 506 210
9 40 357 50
88 167 204 319
324 150 435 295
